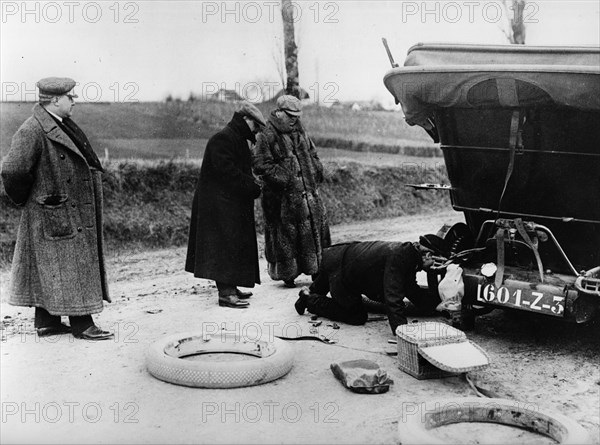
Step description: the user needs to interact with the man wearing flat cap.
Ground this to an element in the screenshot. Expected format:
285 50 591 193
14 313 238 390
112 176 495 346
253 95 331 288
294 235 448 333
1 77 113 340
186 101 266 308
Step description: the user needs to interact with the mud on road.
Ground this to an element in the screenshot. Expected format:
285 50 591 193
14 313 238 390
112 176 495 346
1 210 599 444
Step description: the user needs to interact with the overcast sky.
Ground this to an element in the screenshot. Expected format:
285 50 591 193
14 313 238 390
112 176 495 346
1 1 599 106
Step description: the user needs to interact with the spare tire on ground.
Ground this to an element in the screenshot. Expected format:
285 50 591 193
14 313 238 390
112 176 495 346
398 397 591 444
147 332 294 388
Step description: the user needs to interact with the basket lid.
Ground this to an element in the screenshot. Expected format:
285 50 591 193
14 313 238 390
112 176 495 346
395 322 466 343
418 340 490 373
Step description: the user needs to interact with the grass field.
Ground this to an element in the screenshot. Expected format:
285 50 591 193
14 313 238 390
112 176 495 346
97 139 209 160
0 101 447 263
96 138 445 168
0 100 438 160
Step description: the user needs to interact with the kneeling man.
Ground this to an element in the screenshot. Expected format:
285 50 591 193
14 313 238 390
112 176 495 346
294 235 448 334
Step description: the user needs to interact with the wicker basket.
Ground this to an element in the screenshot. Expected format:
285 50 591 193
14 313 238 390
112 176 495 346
395 322 469 380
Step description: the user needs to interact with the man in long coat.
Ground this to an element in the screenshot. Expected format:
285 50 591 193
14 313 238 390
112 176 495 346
253 95 331 288
185 102 266 308
294 235 449 334
1 77 113 340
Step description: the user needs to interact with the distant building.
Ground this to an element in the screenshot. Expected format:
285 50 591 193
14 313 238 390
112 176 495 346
207 88 243 102
330 100 385 111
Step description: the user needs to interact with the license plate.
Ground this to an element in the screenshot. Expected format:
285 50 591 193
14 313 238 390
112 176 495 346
476 283 565 317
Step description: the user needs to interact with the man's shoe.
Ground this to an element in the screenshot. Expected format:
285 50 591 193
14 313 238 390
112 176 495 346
235 288 253 299
361 295 387 314
295 287 310 315
219 295 250 308
74 325 114 341
36 323 71 337
284 280 296 288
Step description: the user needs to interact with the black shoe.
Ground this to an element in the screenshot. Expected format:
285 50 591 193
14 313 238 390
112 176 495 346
235 288 253 299
36 323 71 337
295 287 309 315
284 280 296 288
219 295 250 308
73 325 114 341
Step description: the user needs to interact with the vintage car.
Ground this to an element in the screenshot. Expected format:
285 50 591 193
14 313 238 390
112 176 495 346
383 42 600 324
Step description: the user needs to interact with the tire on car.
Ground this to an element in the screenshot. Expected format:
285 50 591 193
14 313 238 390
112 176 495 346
147 331 295 388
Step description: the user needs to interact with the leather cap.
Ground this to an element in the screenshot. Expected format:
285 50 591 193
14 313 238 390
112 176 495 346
419 234 450 257
36 77 78 99
236 101 266 127
276 94 302 116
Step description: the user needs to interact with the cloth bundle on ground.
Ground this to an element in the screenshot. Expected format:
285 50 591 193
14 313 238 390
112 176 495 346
436 263 464 311
330 359 394 394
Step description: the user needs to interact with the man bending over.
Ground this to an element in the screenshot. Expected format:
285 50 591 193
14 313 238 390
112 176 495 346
294 235 448 334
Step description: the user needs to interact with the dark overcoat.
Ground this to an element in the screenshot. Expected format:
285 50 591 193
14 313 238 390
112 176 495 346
323 241 431 333
1 104 110 316
253 113 331 281
185 113 261 287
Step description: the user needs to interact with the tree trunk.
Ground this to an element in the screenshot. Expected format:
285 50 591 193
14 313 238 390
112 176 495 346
511 0 526 44
281 0 300 98
503 0 526 44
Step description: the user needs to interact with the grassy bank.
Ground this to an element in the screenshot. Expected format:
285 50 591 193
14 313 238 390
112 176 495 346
1 101 438 159
1 100 446 264
0 159 450 264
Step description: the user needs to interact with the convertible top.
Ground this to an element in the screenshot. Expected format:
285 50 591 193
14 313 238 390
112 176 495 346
384 43 600 128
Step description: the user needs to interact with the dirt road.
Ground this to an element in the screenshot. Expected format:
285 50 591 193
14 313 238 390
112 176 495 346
1 211 598 444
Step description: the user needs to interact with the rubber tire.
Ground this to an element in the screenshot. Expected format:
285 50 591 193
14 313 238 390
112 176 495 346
147 332 294 388
398 397 591 444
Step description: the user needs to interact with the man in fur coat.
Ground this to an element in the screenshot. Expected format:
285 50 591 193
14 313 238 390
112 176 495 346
1 77 113 340
253 95 331 288
185 102 266 308
294 235 449 334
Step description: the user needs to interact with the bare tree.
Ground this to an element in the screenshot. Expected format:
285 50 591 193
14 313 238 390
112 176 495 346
281 0 300 98
502 0 526 44
271 38 286 91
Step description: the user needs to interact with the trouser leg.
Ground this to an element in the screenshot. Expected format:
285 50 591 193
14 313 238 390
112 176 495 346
34 307 61 328
305 293 368 325
69 315 95 336
308 269 330 296
216 282 237 297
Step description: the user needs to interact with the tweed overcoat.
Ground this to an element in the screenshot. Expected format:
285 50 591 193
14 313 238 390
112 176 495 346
1 104 110 316
185 113 261 287
253 113 331 281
